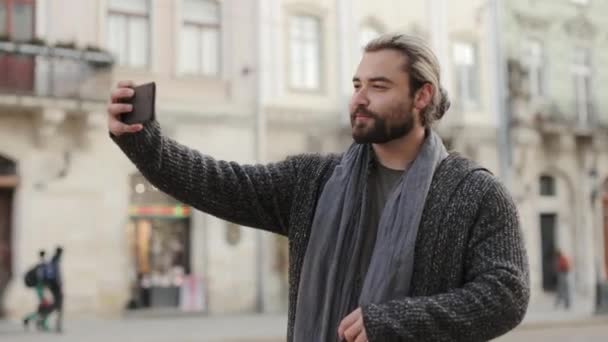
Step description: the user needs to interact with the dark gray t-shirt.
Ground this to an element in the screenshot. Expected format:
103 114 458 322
354 158 405 300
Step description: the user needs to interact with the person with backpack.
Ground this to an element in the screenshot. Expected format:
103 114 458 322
44 246 64 333
554 249 571 310
22 250 51 331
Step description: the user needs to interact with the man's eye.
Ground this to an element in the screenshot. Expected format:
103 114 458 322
373 85 387 90
353 84 361 90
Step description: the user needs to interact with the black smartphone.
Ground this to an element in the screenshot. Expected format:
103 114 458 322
119 82 156 125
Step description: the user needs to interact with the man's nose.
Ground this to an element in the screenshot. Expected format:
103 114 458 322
350 88 369 108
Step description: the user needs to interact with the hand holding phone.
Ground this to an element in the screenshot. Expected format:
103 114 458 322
107 81 155 136
119 82 156 125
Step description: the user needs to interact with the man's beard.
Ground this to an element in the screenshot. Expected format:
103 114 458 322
350 105 415 144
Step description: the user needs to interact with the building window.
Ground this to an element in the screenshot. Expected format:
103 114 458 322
107 0 150 68
360 25 381 49
0 0 35 93
0 154 16 175
179 0 221 76
540 175 556 196
0 0 35 41
572 48 592 126
523 39 545 98
452 41 479 108
0 2 5 37
289 14 321 90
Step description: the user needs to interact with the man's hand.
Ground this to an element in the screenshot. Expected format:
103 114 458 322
337 307 368 342
107 80 143 136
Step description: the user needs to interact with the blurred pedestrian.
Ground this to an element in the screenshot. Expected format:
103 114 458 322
44 246 64 333
554 249 571 310
22 250 51 331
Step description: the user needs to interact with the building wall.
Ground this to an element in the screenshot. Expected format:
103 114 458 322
2 0 267 318
504 0 608 120
504 0 608 313
2 108 135 316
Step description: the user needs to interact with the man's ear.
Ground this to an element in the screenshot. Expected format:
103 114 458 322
414 83 434 113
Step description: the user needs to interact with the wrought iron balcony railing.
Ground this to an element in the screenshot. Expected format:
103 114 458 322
0 41 114 103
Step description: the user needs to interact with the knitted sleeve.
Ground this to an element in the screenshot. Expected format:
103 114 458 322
110 120 302 236
362 179 530 341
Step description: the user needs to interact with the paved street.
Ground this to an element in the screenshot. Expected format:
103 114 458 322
496 321 608 342
0 313 607 341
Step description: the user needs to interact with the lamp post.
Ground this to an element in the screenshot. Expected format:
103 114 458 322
253 0 267 314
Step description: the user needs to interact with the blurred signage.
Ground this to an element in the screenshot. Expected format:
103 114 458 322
129 205 191 218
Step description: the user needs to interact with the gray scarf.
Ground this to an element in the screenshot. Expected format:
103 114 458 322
293 130 448 341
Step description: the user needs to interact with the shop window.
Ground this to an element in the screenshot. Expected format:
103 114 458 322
127 173 192 309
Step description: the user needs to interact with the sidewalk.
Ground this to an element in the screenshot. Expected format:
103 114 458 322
0 314 288 342
1 311 607 342
519 309 608 330
497 311 608 342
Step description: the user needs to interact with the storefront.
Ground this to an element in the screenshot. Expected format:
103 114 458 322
126 174 202 311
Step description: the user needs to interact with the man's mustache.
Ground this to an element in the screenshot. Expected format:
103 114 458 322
351 106 378 118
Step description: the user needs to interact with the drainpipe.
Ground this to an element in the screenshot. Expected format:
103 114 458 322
488 0 512 188
253 0 268 314
336 0 353 128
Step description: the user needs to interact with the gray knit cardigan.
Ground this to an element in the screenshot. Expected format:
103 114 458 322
112 121 529 342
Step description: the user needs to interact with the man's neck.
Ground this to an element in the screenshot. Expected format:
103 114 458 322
372 127 426 170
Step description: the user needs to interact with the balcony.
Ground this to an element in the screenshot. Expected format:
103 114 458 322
566 101 603 137
529 100 606 138
573 101 600 132
0 40 114 110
